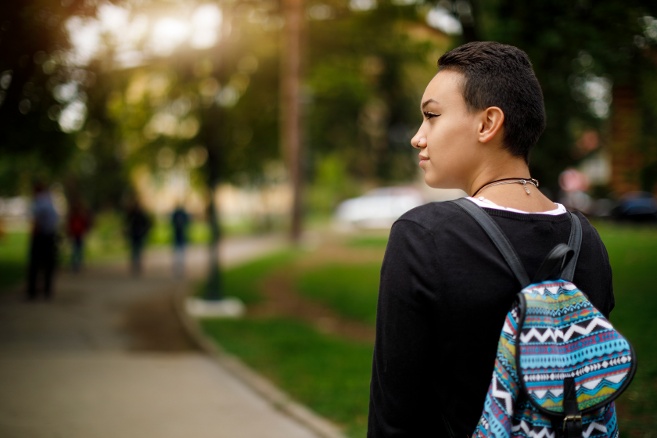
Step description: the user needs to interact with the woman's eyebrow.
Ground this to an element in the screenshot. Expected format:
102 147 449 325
421 98 438 110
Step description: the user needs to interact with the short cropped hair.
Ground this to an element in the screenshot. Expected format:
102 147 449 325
437 41 546 161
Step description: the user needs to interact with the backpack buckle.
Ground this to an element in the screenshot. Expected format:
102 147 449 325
562 415 582 437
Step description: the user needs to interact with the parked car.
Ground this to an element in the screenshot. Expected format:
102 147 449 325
611 191 657 223
334 186 425 229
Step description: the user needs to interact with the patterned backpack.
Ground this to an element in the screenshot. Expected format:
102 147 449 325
453 199 637 438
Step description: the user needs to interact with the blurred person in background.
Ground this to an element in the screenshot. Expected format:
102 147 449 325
66 198 92 272
26 181 60 301
124 199 152 276
171 204 190 278
367 41 615 436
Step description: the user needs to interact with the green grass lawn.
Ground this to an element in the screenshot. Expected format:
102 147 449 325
199 223 657 437
594 222 657 433
0 228 29 291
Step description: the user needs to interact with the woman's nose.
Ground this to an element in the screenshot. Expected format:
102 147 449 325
411 132 425 149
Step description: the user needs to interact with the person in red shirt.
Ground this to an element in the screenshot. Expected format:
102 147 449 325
66 199 91 272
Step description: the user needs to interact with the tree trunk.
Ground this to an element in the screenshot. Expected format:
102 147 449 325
280 0 304 244
609 85 642 195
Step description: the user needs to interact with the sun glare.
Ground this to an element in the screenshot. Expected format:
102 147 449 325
151 18 189 56
190 5 222 49
63 3 222 133
66 3 222 66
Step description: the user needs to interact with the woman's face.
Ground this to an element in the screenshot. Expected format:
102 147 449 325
411 69 482 190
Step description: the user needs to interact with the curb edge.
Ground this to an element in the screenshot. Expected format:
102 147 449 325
171 284 346 438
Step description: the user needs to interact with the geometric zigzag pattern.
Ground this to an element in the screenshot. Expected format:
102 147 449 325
472 279 635 437
518 281 634 414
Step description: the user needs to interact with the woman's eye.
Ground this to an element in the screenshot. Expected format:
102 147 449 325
423 111 440 120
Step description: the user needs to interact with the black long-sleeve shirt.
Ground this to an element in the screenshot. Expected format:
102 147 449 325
368 200 614 437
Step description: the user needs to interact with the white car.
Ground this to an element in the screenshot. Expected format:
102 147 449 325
334 187 426 229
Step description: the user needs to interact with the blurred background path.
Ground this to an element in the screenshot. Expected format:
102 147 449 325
0 236 336 438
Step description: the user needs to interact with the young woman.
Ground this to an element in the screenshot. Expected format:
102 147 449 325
367 41 614 437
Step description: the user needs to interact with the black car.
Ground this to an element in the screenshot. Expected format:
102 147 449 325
612 191 657 223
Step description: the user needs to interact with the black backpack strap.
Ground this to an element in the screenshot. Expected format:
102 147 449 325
561 213 582 281
532 213 582 282
452 198 530 287
532 244 573 283
453 198 583 286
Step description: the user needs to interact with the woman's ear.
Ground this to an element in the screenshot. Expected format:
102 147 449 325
478 106 504 144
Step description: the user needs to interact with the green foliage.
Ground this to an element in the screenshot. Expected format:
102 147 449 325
83 210 129 260
307 153 360 216
6 0 656 252
465 0 657 193
0 1 101 195
65 62 132 211
306 3 447 184
200 317 373 438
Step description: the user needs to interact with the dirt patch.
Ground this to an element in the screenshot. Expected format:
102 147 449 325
122 234 383 349
250 270 375 343
123 291 197 352
248 235 381 344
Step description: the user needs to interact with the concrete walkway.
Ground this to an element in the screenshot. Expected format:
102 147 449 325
0 236 344 438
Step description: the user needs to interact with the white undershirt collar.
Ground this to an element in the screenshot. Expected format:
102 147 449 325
466 196 567 216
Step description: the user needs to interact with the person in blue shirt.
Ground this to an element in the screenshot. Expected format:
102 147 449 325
26 182 60 300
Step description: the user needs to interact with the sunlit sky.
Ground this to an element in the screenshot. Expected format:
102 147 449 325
60 0 462 132
67 3 222 67
66 1 462 68
61 3 227 131
55 1 656 148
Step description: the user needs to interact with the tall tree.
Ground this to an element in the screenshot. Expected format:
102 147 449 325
64 58 131 210
0 1 112 194
84 1 283 297
304 0 445 189
280 0 304 243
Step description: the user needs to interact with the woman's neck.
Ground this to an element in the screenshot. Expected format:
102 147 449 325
467 159 556 213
